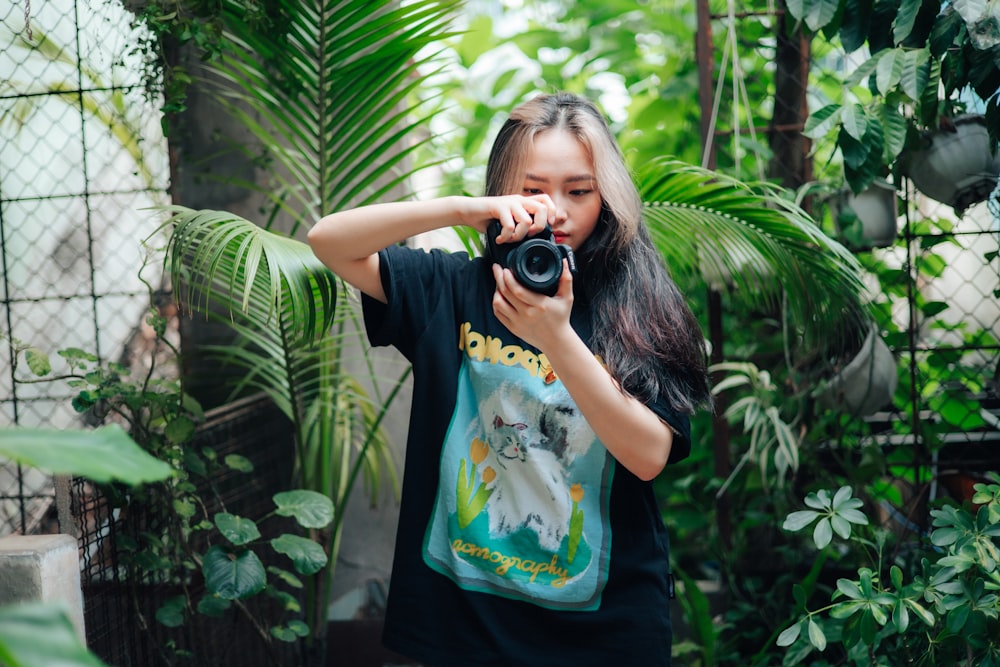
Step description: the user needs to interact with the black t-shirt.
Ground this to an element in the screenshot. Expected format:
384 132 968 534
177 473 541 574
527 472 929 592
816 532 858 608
362 244 689 667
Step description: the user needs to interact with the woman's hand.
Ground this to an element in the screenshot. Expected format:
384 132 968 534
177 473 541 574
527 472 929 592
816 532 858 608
491 260 574 351
460 194 557 242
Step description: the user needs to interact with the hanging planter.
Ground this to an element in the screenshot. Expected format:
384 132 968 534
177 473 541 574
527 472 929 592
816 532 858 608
899 114 1000 215
830 178 899 248
817 327 898 417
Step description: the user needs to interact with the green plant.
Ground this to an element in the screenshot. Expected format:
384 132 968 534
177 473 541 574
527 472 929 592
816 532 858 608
0 359 176 667
5 308 333 662
789 0 1000 193
778 482 1000 666
133 1 461 652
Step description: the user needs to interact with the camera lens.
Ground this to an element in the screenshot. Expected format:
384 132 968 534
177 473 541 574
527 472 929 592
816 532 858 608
512 241 561 294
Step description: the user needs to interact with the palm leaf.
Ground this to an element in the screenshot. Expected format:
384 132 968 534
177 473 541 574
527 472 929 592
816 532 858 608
204 0 462 232
639 158 871 347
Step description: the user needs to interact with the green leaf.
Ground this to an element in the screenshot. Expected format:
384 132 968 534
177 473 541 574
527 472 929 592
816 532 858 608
24 348 51 377
881 106 908 160
214 513 261 546
273 490 334 529
0 602 108 667
893 0 923 43
224 454 254 473
807 618 827 651
0 425 173 485
831 514 853 540
267 566 304 589
287 619 310 637
875 49 902 95
838 578 864 600
813 517 834 549
842 103 869 141
899 49 930 100
270 534 328 575
783 510 820 531
804 103 843 138
155 596 186 628
164 416 196 445
196 595 231 618
202 545 266 600
776 621 802 646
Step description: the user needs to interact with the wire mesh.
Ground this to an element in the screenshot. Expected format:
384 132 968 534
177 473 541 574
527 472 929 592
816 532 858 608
702 1 1000 517
73 394 301 667
1 0 170 535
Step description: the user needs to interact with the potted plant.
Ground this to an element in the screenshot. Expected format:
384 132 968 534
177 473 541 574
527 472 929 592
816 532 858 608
791 0 1000 203
829 178 899 248
816 326 898 417
899 113 1000 214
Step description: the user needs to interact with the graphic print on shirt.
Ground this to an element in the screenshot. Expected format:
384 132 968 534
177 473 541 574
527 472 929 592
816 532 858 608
423 322 615 611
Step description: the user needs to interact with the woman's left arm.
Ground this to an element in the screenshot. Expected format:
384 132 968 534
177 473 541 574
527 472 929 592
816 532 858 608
492 264 673 481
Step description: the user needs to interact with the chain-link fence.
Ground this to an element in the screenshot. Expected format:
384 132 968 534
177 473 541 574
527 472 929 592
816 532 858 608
701 1 1000 528
1 0 170 535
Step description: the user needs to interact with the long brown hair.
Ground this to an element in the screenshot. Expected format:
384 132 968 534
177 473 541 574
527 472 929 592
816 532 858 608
485 92 711 414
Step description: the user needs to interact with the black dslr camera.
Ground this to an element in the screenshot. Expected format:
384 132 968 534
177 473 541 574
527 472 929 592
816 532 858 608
485 220 577 297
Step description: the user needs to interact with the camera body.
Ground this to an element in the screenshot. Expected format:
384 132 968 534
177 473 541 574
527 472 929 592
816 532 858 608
484 220 577 297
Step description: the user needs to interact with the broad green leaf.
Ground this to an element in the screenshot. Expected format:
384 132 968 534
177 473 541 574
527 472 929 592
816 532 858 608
270 534 328 575
202 545 266 600
196 595 231 618
881 106 908 159
894 0 923 43
155 596 186 628
164 416 196 445
214 513 261 546
842 104 870 141
804 103 843 138
875 49 902 95
899 49 931 100
0 602 108 667
24 348 51 377
0 425 173 485
273 490 334 529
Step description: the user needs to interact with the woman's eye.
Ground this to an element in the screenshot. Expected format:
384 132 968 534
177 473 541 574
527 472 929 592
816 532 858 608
523 188 543 195
570 189 592 197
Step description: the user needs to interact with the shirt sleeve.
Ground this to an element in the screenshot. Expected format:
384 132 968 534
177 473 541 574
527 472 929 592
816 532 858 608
360 244 473 360
647 396 692 464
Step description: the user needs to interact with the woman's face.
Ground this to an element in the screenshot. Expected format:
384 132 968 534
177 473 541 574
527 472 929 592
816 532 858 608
520 129 602 251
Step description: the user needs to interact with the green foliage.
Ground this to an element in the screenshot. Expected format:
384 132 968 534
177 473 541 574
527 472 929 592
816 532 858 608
778 480 1000 665
147 1 463 646
0 603 108 667
0 423 172 486
7 312 331 658
788 0 1000 192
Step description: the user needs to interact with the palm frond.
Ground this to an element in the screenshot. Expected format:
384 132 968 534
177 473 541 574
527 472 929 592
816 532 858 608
639 159 872 345
164 206 338 343
204 0 463 230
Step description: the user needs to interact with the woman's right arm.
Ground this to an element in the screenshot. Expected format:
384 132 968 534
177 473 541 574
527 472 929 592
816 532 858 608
307 195 555 303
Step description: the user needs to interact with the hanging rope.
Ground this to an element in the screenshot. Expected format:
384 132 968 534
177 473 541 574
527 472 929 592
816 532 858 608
24 0 32 40
700 0 769 181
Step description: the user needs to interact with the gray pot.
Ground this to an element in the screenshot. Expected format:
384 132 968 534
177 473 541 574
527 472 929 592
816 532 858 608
818 328 898 416
900 114 1000 214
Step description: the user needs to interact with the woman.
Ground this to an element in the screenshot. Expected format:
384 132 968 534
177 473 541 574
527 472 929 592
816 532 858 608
308 91 710 667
